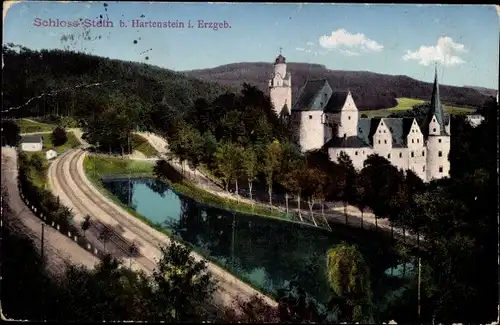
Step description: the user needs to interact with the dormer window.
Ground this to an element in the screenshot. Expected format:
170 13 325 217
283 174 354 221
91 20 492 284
433 128 436 132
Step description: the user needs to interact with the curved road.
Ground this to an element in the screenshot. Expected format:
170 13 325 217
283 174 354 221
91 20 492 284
47 148 277 309
1 147 99 276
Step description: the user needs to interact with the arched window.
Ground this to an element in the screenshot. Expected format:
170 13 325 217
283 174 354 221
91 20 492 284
411 151 414 158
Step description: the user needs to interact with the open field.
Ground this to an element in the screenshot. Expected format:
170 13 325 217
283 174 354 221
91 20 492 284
17 119 55 133
361 97 475 118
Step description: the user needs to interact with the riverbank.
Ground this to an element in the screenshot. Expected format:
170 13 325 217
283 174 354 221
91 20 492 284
82 154 280 302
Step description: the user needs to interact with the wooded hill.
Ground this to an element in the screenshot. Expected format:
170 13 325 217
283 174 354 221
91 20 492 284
182 62 494 110
2 43 231 119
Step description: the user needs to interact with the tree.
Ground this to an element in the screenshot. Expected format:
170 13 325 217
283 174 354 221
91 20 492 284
215 141 237 191
128 241 140 268
337 151 357 224
263 140 282 206
30 154 44 173
1 120 21 146
51 126 68 147
99 226 112 253
242 146 259 202
326 243 373 323
81 215 91 238
150 243 217 322
280 157 307 218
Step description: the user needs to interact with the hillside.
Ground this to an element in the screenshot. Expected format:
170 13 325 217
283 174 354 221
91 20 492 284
182 62 493 110
2 44 231 119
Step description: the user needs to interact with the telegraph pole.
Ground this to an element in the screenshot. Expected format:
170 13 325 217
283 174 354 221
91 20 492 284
417 256 422 324
41 223 45 262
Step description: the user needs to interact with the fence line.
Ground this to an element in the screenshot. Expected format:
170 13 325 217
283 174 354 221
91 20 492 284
18 185 105 261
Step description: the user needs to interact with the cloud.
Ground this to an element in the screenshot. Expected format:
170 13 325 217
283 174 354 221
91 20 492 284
402 36 466 67
319 29 384 54
306 41 314 46
340 49 360 57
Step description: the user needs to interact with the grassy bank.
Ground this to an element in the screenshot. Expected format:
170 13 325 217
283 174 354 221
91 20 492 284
17 119 55 133
82 154 278 301
131 134 159 158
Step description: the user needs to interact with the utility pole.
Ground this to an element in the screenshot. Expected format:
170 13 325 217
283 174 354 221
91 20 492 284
41 223 45 262
418 256 422 324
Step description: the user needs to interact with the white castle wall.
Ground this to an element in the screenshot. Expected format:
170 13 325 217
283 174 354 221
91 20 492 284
298 110 325 152
329 147 373 170
426 135 450 181
270 86 292 116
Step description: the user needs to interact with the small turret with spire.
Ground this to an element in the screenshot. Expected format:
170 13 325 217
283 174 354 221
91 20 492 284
421 63 450 138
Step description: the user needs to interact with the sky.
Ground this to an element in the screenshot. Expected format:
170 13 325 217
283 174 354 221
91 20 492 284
3 2 499 89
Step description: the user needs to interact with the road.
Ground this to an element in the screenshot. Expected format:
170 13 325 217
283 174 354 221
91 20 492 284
1 147 99 276
47 148 278 309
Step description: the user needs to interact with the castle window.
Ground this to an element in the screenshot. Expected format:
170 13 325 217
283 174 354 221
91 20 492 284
422 150 425 156
417 139 420 143
399 152 402 158
348 116 351 120
439 166 443 173
423 166 425 172
438 139 442 143
379 130 381 133
433 128 436 132
355 151 358 155
412 139 414 143
378 140 381 144
309 115 312 119
384 140 387 144
438 151 442 157
411 151 414 158
388 153 391 159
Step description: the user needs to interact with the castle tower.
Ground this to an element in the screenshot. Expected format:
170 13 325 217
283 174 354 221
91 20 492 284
268 49 292 116
337 90 359 138
424 65 451 181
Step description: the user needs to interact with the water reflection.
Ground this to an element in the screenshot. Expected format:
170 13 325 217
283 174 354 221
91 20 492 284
102 177 403 309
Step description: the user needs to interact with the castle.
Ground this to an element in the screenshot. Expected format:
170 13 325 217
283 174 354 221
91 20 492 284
268 52 451 182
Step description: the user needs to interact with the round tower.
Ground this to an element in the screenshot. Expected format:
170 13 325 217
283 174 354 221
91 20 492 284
298 110 325 152
274 54 287 78
425 135 450 181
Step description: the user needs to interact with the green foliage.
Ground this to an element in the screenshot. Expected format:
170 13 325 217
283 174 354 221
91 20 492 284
1 120 21 146
51 126 68 147
326 243 373 323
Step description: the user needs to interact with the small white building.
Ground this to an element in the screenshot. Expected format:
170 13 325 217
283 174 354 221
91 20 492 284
46 149 58 160
466 114 484 128
20 135 43 152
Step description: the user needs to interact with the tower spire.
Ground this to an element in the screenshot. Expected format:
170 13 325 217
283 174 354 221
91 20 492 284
279 47 283 55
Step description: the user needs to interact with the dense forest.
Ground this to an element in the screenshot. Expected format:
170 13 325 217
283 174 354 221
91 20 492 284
183 62 493 109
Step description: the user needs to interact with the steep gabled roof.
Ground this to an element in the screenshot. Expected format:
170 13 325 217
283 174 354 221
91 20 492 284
383 118 415 147
324 135 370 149
324 91 348 113
21 135 43 143
292 79 332 111
280 103 290 116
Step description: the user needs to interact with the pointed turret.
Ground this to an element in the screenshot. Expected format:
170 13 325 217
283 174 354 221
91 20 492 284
421 64 449 137
430 64 445 128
